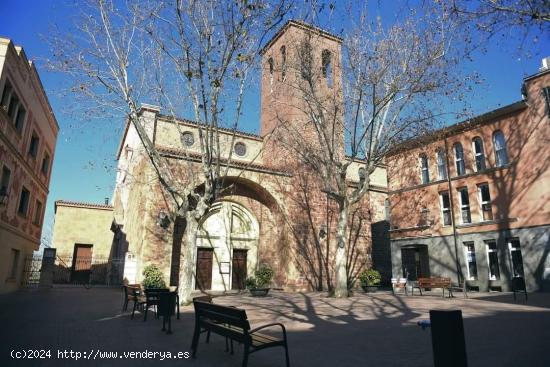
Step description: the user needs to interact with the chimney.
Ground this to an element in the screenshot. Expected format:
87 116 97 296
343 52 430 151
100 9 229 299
104 197 109 205
540 57 550 72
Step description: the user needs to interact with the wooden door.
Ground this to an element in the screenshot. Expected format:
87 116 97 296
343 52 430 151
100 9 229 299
195 248 213 290
71 244 93 284
231 249 247 290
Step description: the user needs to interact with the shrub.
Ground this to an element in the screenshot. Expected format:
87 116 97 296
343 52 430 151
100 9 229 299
245 277 257 289
142 264 166 289
359 269 381 286
246 264 274 289
255 265 274 288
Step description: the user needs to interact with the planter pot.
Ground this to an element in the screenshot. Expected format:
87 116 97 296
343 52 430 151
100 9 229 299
362 285 380 293
249 288 270 297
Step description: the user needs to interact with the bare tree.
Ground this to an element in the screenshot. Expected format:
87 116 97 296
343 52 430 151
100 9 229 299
48 0 290 303
447 0 549 55
273 3 468 297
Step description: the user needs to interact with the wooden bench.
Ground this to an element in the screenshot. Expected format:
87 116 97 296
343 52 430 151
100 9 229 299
391 278 408 295
192 300 290 367
413 277 452 297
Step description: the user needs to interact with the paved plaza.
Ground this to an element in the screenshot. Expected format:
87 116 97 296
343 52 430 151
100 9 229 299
1 288 549 366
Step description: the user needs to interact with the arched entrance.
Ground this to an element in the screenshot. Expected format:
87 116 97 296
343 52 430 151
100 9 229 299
195 201 259 291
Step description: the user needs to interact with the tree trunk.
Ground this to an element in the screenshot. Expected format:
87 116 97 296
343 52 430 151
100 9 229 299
334 201 349 298
179 213 199 304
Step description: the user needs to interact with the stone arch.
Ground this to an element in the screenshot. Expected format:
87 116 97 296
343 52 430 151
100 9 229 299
195 200 260 291
195 176 282 214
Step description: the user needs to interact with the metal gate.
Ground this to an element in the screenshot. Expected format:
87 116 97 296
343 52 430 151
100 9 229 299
21 255 43 288
21 254 125 288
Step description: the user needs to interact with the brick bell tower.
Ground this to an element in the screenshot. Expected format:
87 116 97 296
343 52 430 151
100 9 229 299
259 21 344 169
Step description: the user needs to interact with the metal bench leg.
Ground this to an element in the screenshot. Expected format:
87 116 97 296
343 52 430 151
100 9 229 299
284 342 290 367
242 345 250 367
206 330 211 344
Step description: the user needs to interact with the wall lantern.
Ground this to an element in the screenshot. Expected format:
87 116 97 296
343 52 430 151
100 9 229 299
157 210 171 229
319 224 327 239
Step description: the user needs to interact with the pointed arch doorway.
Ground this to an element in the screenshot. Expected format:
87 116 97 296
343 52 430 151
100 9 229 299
195 201 259 291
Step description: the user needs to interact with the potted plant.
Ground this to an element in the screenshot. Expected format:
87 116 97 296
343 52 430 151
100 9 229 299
247 265 274 297
142 264 166 289
359 269 381 293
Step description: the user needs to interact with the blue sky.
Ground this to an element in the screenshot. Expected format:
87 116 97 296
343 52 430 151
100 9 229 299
0 0 548 247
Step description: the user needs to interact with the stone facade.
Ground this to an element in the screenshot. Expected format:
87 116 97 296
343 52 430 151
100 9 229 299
110 21 389 292
0 38 58 293
386 64 550 292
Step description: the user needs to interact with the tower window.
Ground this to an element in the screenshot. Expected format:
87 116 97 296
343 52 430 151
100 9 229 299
322 49 333 87
268 57 274 75
280 45 286 81
542 87 550 117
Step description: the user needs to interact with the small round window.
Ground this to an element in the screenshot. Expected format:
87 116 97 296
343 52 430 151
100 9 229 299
234 142 247 157
181 132 194 147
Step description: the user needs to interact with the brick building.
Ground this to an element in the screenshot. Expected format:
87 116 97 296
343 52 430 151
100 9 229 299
0 38 58 293
110 21 389 292
386 61 550 292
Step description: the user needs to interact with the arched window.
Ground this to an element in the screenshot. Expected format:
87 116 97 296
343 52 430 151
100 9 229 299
436 149 447 180
454 143 465 176
493 130 508 167
268 57 274 93
472 137 486 171
280 45 286 81
268 57 274 75
322 49 333 87
420 154 429 184
300 41 313 80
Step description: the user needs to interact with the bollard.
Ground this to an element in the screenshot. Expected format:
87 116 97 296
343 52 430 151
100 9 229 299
429 310 467 367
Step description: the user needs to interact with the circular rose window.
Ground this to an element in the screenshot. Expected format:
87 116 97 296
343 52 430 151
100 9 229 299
234 142 247 157
181 132 194 147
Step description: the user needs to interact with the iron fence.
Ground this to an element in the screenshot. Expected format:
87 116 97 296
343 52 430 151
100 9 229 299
21 255 125 288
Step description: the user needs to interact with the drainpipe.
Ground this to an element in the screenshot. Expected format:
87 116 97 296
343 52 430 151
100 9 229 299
443 138 464 286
